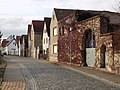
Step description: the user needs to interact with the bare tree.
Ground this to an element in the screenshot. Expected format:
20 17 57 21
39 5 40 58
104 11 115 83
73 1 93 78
113 0 120 12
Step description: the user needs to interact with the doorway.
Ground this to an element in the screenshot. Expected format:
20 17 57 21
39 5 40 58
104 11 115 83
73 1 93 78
100 45 106 68
84 29 96 67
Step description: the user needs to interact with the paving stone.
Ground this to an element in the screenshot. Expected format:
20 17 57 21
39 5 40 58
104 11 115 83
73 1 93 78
2 56 120 90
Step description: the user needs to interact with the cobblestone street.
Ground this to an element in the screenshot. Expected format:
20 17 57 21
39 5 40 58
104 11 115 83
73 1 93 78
1 56 120 90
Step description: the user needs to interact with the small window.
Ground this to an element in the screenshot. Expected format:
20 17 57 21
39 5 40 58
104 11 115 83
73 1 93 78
59 28 61 35
59 26 64 36
44 39 45 44
46 38 48 44
53 27 57 36
53 45 57 54
61 26 64 35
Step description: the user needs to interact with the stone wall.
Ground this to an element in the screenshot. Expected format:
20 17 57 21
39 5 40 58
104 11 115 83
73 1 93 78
113 30 120 74
97 34 114 71
58 14 120 74
58 15 101 66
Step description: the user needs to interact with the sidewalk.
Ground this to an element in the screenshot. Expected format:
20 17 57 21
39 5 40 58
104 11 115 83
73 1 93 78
49 62 120 87
0 59 25 90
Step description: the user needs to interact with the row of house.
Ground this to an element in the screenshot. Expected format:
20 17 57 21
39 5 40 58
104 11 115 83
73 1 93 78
2 8 120 74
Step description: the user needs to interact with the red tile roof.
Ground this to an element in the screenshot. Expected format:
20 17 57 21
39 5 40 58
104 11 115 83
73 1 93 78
2 39 9 47
32 20 44 33
54 8 75 21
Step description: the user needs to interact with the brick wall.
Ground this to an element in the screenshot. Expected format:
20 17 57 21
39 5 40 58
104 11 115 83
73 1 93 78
58 15 101 66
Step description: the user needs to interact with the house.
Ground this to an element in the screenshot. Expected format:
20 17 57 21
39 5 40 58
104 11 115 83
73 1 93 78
49 8 75 62
2 35 18 55
16 36 21 56
42 17 51 60
20 35 28 57
30 20 44 59
27 24 31 57
58 10 120 74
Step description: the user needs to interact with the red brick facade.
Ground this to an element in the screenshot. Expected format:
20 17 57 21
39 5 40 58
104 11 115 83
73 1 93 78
58 14 120 74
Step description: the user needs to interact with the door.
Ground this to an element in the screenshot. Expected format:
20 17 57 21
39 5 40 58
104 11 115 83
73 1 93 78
100 45 106 68
86 48 95 67
84 29 96 67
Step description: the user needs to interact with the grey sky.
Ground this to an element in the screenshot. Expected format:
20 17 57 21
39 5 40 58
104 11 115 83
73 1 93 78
0 0 116 39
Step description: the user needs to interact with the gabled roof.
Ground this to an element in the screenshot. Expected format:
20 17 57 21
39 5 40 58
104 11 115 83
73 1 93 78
54 8 75 21
27 24 31 35
32 20 44 33
54 8 120 24
44 17 51 37
6 38 16 47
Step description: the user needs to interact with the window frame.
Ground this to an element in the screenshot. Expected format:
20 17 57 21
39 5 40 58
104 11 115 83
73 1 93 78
53 44 57 54
53 27 57 36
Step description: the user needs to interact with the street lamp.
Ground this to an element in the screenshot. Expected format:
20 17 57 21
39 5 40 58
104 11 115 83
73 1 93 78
69 27 72 65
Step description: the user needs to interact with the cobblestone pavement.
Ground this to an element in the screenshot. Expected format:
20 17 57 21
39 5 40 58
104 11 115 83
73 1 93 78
3 56 120 90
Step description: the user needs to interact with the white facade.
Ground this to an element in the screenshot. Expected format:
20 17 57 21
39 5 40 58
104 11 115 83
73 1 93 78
43 23 49 55
30 24 35 58
7 39 18 55
2 39 18 55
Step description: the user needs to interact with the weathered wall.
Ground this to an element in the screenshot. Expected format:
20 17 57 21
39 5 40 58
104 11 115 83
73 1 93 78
34 32 42 51
58 15 101 66
49 10 58 62
28 33 31 57
30 25 34 58
58 15 119 74
113 31 120 74
96 34 114 71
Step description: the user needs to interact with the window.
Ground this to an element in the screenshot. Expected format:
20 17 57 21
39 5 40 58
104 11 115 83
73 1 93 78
46 38 48 44
53 45 57 54
61 26 64 35
53 27 57 36
59 26 64 36
44 39 45 44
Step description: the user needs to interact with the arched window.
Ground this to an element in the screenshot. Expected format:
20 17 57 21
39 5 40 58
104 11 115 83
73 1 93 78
84 29 95 48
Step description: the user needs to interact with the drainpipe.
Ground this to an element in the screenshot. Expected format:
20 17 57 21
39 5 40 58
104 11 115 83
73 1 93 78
69 27 72 65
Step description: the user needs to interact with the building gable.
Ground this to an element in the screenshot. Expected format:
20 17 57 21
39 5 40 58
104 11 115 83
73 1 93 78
32 20 44 33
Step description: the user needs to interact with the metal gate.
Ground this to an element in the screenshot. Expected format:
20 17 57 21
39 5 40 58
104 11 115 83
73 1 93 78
86 48 95 67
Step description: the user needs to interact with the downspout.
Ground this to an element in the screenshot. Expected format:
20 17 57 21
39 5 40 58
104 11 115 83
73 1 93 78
112 35 114 66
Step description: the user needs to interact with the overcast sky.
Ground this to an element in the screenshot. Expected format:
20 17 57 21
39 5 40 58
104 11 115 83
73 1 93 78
0 0 117 39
